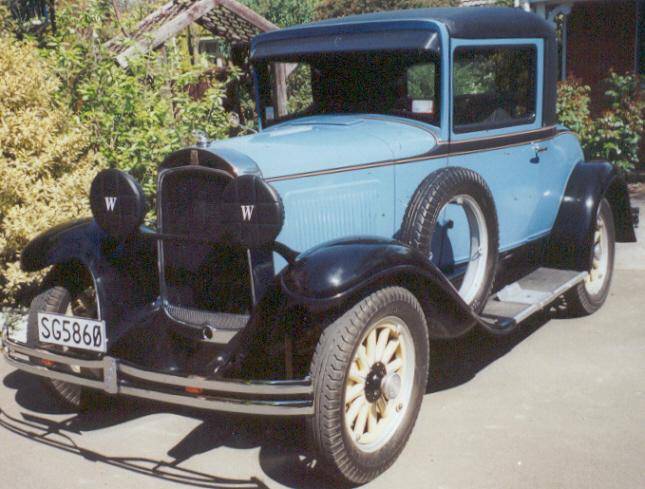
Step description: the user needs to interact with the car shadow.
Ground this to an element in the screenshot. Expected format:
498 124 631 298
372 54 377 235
1 303 566 489
426 305 560 394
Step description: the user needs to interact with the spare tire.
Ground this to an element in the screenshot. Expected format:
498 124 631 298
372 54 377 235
400 167 499 313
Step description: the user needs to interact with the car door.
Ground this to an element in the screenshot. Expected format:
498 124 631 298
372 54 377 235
446 38 548 261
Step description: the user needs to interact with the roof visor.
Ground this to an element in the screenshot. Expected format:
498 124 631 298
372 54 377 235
250 22 440 61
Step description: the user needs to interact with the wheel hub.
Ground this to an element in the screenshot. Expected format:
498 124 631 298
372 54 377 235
364 362 386 402
381 373 402 401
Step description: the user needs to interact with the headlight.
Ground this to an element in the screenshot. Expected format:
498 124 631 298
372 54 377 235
220 174 284 249
89 169 146 241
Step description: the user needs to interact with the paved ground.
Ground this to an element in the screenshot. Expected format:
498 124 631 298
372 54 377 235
1 204 643 489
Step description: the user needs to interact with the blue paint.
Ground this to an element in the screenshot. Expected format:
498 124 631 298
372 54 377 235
211 25 582 274
209 114 437 179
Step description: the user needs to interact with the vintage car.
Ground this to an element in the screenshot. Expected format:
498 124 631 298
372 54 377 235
1 7 637 485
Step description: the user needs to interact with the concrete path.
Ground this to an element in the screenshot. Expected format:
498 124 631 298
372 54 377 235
1 205 643 489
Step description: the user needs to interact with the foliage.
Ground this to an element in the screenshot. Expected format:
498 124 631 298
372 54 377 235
556 77 591 136
0 22 104 304
0 1 233 305
241 0 316 27
285 63 314 114
43 1 232 200
314 0 458 20
407 63 436 98
584 72 643 172
557 73 643 172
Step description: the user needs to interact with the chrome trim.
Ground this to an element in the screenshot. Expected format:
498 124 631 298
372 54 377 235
1 339 314 416
118 362 312 396
117 386 311 416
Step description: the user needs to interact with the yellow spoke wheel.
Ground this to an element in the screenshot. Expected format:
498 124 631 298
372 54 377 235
307 287 429 485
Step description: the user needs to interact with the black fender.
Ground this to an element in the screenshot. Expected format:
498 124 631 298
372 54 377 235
227 237 481 379
20 219 159 345
280 237 479 339
547 161 636 271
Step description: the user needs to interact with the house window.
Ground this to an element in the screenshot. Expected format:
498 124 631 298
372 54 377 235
453 45 537 133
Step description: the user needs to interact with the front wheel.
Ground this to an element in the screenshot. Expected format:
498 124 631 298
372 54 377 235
26 284 101 411
307 287 429 485
565 198 616 316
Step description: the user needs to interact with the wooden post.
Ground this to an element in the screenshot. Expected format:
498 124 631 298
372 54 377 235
272 63 288 118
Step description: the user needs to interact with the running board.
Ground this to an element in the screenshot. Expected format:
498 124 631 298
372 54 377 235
481 268 587 331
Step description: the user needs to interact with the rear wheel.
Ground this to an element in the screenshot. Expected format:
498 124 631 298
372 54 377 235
27 283 100 411
307 287 429 485
565 198 616 316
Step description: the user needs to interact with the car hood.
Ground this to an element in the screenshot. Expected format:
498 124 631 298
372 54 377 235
208 114 438 180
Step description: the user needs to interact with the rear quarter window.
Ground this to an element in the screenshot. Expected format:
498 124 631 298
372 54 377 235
453 45 537 133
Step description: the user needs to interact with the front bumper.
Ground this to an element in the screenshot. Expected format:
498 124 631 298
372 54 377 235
1 332 313 416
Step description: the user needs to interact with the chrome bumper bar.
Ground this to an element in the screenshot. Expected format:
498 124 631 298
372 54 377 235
1 335 313 416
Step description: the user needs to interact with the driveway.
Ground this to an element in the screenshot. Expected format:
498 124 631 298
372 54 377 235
1 202 643 489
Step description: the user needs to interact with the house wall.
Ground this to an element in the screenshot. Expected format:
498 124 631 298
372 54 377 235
566 0 638 113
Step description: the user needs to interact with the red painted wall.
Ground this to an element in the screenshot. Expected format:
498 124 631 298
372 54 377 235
566 0 637 113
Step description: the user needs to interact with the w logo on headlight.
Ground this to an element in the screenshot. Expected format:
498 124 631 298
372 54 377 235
105 197 117 211
241 205 255 221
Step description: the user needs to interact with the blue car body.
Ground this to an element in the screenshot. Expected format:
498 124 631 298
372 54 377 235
210 114 584 273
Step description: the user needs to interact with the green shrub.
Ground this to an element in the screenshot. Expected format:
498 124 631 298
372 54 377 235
586 72 643 172
0 24 104 305
0 1 234 305
557 73 643 172
556 77 591 137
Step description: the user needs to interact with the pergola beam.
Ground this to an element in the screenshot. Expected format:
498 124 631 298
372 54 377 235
106 0 289 117
110 0 278 68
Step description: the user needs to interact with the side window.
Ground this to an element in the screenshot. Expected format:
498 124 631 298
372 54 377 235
453 45 537 132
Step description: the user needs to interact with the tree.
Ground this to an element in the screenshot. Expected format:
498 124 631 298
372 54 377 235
241 0 316 27
314 0 459 21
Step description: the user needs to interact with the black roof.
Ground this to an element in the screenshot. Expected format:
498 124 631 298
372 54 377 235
252 7 554 55
299 7 552 38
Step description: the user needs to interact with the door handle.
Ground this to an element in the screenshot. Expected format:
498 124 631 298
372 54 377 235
531 144 548 163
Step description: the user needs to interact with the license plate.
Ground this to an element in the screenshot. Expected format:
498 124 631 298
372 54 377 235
38 312 107 353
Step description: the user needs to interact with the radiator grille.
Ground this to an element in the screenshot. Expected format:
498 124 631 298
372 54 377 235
158 167 252 317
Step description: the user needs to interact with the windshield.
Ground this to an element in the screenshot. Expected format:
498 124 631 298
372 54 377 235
255 52 440 127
